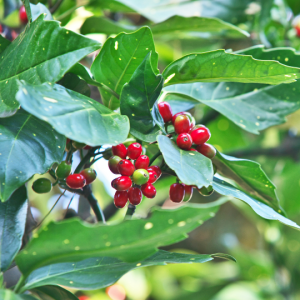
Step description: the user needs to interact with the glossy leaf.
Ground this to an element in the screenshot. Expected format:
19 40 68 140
16 82 129 146
162 50 300 87
0 290 37 300
32 285 79 300
57 73 91 97
157 135 213 188
22 250 219 291
31 3 53 21
213 177 300 230
91 27 158 110
120 53 164 142
0 186 27 271
212 151 282 212
0 35 10 54
0 14 101 117
0 110 65 201
16 205 219 277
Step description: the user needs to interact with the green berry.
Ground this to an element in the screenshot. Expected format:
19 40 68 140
32 178 52 194
72 141 86 149
132 169 149 186
80 168 97 185
56 162 72 180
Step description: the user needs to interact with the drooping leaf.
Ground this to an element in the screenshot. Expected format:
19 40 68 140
16 82 129 146
32 285 79 300
212 177 300 230
0 110 65 201
0 14 101 117
0 186 27 271
157 135 213 188
162 50 300 87
0 290 37 300
21 250 221 291
30 3 53 21
91 27 158 110
57 73 91 97
16 204 219 277
0 35 10 54
120 53 164 142
212 151 282 212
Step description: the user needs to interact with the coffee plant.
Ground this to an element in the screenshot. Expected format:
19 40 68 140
1 0 300 299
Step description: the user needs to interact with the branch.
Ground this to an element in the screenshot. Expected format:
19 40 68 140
50 0 64 13
126 203 136 217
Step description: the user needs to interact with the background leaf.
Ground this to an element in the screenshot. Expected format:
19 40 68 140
0 14 100 117
0 35 10 54
120 53 164 142
0 110 65 201
157 135 213 188
30 3 53 21
57 73 91 97
16 82 129 146
32 285 79 300
0 186 27 271
16 204 219 277
91 27 158 110
0 290 37 300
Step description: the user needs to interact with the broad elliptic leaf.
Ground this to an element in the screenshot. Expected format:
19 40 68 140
0 14 101 117
157 135 213 188
0 290 37 300
22 250 218 291
162 50 300 87
0 186 27 271
213 177 300 230
31 3 53 21
16 82 129 147
120 53 164 142
212 151 282 212
32 285 79 300
0 35 10 54
0 110 65 202
91 27 158 110
16 204 219 277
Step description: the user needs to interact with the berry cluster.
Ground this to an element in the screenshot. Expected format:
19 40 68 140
108 143 162 208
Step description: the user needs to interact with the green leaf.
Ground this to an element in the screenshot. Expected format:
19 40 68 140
0 35 10 55
16 204 219 277
32 285 79 300
22 250 219 291
212 177 300 230
0 290 37 300
0 110 65 201
57 73 91 97
16 82 130 146
0 15 101 117
157 135 213 188
212 151 282 212
91 27 158 110
120 53 164 142
0 186 27 271
162 50 300 87
30 3 53 21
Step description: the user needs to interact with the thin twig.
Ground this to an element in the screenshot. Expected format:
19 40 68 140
50 0 64 13
63 195 75 219
149 151 162 166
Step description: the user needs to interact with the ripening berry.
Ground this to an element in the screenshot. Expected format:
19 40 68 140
32 178 52 194
128 187 143 205
111 176 132 191
80 168 97 185
169 183 185 203
117 159 135 176
182 185 193 202
147 165 162 179
19 6 28 24
141 183 156 198
127 143 142 160
112 144 127 159
177 133 192 150
114 191 128 208
108 156 122 174
174 115 191 134
198 185 214 196
132 169 149 186
135 155 150 169
66 174 86 189
158 102 173 122
148 169 158 184
56 161 71 180
172 112 193 124
196 143 216 159
190 125 211 145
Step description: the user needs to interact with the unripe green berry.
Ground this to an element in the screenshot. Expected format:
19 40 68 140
56 162 72 180
132 169 149 186
32 178 52 194
80 168 97 185
72 141 86 149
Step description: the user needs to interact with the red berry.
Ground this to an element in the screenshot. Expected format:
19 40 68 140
148 169 158 184
127 143 142 160
141 183 156 198
108 156 122 174
84 145 92 150
183 185 193 202
176 133 192 150
296 25 300 37
112 144 127 159
169 183 185 203
114 191 128 208
196 143 216 159
19 6 28 24
112 176 132 191
148 166 162 179
158 102 173 123
135 155 150 169
66 174 86 189
190 148 197 152
80 168 97 185
174 115 191 134
128 187 142 205
118 159 135 176
190 125 211 145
